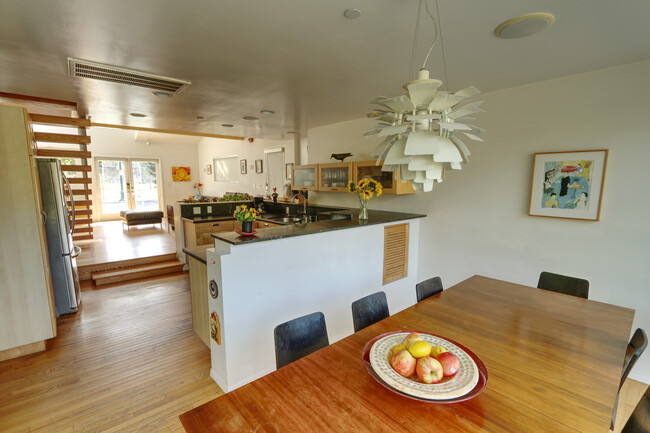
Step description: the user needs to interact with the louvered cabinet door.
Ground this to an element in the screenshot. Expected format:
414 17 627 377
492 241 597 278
383 223 409 284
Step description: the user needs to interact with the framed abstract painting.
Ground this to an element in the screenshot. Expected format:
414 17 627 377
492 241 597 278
529 149 608 221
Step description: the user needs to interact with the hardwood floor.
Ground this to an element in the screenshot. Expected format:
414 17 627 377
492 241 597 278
75 221 176 268
0 273 223 432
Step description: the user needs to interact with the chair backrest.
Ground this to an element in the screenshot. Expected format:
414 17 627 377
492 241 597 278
621 385 650 433
351 291 389 332
274 312 329 369
537 271 589 299
621 328 648 389
416 276 443 302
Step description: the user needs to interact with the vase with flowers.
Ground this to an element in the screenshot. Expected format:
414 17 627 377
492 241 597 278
347 178 382 220
233 204 259 233
271 187 279 202
194 183 203 197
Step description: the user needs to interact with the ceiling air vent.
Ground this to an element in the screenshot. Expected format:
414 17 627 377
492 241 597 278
67 57 191 94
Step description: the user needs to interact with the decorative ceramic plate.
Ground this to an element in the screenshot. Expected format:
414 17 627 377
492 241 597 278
365 331 484 402
235 229 258 236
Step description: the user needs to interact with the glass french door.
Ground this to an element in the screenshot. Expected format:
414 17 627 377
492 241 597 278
96 157 161 220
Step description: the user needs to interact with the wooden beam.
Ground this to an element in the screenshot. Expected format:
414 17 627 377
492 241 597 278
61 165 92 172
92 122 245 141
67 177 92 184
0 92 77 109
34 132 91 145
37 149 92 159
29 113 91 128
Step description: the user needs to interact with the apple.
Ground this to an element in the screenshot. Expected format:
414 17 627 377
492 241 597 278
436 352 460 377
390 344 406 357
390 349 416 377
416 356 444 384
402 332 423 349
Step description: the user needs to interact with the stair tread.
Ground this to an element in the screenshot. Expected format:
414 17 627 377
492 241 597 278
92 260 183 279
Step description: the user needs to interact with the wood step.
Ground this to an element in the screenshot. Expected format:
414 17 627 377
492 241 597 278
36 149 92 159
61 164 91 172
73 218 93 226
92 260 184 286
29 113 91 128
67 177 92 184
34 132 91 145
77 253 178 281
72 234 94 241
73 226 93 234
68 199 92 207
74 209 93 216
66 188 93 196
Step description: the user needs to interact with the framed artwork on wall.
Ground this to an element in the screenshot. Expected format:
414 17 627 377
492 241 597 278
206 164 212 175
286 163 293 180
240 159 247 174
529 149 608 221
255 159 263 174
172 166 191 181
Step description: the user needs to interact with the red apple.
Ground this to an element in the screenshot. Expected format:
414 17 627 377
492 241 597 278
415 356 444 384
402 332 423 349
390 349 416 377
436 352 460 377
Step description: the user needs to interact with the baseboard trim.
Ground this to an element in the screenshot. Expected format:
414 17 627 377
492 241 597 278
0 340 46 362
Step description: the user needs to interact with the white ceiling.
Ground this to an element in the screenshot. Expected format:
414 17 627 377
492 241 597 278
1 0 649 139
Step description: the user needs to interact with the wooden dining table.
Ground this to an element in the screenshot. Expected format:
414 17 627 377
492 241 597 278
180 275 635 432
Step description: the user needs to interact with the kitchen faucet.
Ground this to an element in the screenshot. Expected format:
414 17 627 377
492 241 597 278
290 192 308 221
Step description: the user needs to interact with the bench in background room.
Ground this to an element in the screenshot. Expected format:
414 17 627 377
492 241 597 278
120 210 164 230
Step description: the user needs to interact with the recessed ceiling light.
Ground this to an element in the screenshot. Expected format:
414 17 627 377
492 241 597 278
152 91 173 98
495 13 555 39
344 8 361 19
222 123 234 127
260 110 275 115
243 116 259 121
196 116 204 120
130 112 146 118
286 131 296 134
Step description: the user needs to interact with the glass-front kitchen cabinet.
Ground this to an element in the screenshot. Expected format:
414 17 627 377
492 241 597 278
291 164 318 191
353 161 414 195
317 162 353 192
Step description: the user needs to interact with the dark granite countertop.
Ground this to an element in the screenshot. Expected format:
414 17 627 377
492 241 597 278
183 245 210 264
212 210 425 246
181 215 235 223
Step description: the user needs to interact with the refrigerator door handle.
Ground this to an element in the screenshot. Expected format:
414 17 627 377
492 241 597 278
41 209 47 225
71 245 82 258
62 173 76 235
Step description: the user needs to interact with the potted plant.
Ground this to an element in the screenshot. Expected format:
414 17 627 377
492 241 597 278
233 204 259 233
347 178 382 220
272 187 279 202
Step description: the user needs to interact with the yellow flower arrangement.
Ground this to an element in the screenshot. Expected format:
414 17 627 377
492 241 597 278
347 178 382 220
233 204 259 222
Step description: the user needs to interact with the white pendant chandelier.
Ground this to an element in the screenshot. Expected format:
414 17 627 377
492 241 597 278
366 0 485 192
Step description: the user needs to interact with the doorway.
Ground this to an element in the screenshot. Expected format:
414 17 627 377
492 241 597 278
95 157 162 220
265 147 285 196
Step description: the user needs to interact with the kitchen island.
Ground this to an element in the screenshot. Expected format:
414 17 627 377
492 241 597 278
206 209 424 392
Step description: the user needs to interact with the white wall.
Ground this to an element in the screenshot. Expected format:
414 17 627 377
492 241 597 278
197 137 294 197
305 60 650 384
89 127 200 219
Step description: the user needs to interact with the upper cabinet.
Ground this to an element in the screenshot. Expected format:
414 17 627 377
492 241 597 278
353 161 414 195
291 161 414 195
317 162 353 192
291 164 318 191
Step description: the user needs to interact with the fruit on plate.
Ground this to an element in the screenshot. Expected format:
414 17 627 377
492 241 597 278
403 332 423 349
408 340 432 358
436 351 460 377
431 345 447 358
390 350 417 377
390 344 406 357
415 356 444 384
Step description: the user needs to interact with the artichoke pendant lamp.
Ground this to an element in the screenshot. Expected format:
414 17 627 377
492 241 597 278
366 0 485 192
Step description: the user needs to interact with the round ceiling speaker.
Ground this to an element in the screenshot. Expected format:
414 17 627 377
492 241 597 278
494 13 555 39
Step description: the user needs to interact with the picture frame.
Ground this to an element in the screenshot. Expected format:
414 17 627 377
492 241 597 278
240 159 247 174
255 159 263 174
206 164 212 175
286 162 294 180
529 149 608 221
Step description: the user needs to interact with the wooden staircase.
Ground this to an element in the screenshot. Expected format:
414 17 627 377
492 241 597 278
90 253 184 286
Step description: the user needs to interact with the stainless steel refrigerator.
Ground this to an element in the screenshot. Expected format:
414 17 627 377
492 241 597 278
37 158 82 316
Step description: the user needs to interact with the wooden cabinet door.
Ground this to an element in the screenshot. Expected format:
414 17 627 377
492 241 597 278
353 161 414 195
318 162 352 192
291 164 318 191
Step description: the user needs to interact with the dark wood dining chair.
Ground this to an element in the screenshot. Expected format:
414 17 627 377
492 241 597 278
351 291 389 332
274 312 329 369
621 385 650 433
612 328 648 429
416 276 443 302
537 271 589 299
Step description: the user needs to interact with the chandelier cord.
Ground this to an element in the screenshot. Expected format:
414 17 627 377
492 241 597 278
409 0 423 81
420 0 439 71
